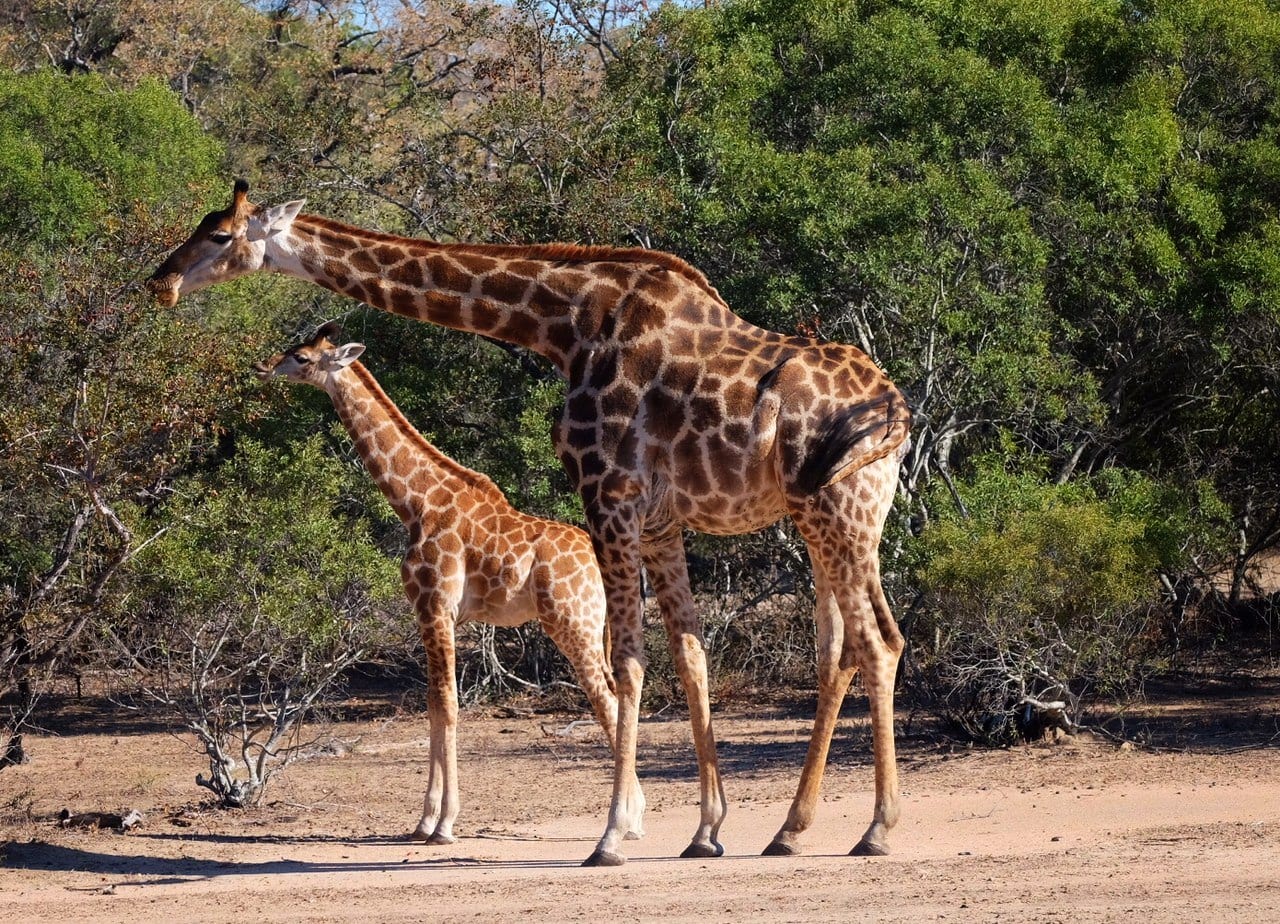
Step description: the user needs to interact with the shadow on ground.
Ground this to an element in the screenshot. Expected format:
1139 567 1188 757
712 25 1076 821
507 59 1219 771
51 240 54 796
1 837 563 881
0 837 824 884
1090 667 1280 751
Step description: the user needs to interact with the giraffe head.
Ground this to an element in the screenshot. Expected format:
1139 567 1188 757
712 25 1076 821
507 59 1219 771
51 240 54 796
254 321 366 389
146 180 306 307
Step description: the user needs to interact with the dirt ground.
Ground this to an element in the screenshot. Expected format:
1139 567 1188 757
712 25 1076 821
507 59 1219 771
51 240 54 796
3 667 1279 923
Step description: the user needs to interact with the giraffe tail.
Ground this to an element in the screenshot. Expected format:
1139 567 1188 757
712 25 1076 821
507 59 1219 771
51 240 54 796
794 391 911 494
602 617 616 695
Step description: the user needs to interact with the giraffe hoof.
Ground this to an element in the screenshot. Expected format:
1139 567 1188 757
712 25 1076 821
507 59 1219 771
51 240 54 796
408 829 431 843
679 841 724 859
850 838 890 857
582 850 626 868
762 840 801 857
624 829 645 841
426 832 457 846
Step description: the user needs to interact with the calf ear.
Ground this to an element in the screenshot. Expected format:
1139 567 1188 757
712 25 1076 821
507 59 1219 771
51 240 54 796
247 199 305 242
324 342 366 371
314 320 344 345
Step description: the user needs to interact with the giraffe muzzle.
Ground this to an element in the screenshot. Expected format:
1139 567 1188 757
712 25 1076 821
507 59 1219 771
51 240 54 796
145 272 182 307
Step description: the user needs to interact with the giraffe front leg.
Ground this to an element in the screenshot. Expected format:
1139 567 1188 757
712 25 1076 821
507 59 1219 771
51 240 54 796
411 726 445 841
583 649 645 866
671 624 726 860
409 587 462 845
540 597 646 842
588 675 647 843
643 526 726 860
411 668 450 841
580 502 646 868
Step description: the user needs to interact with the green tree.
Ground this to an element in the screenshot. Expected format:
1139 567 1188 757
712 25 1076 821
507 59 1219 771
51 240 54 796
0 71 221 248
602 0 1278 631
4 0 1276 741
0 71 250 766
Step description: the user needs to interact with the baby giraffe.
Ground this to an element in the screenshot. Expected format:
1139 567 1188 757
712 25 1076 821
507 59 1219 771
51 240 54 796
256 322 642 844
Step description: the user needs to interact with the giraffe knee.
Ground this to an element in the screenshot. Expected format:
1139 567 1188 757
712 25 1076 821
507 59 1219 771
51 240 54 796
611 651 645 691
667 630 706 663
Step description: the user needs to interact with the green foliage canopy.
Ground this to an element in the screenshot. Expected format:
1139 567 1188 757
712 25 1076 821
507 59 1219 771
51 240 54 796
0 71 222 248
2 0 1278 749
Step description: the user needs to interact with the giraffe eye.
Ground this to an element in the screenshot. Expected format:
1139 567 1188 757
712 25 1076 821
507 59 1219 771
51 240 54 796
210 231 233 245
292 353 311 365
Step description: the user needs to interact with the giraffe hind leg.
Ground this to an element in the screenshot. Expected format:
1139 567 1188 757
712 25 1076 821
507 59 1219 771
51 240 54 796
536 564 646 841
849 572 902 856
769 461 904 857
763 561 855 856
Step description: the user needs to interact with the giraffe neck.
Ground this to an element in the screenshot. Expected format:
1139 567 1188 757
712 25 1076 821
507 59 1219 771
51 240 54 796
263 214 731 376
322 361 496 524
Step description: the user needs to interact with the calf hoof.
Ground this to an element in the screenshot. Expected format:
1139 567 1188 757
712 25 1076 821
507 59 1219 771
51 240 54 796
582 850 626 867
762 839 801 857
850 838 890 857
679 841 724 859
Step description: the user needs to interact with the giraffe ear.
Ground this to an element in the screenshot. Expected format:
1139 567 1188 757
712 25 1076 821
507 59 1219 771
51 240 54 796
246 199 305 242
323 342 366 371
231 178 252 217
314 320 344 344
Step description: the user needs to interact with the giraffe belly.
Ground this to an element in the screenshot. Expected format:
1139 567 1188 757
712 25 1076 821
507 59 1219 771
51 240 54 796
461 577 538 628
667 480 788 536
679 500 788 536
651 437 789 536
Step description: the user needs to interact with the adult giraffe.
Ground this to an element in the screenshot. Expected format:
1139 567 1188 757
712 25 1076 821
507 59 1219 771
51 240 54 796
148 180 911 866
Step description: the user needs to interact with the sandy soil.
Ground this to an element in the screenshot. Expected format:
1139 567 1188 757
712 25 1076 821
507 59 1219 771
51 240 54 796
3 671 1279 923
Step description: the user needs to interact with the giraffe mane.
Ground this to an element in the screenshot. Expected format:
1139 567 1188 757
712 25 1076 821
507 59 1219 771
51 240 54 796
474 242 727 306
296 215 727 305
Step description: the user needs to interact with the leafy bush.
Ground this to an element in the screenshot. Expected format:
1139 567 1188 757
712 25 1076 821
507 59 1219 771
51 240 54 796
2 0 1277 760
0 68 229 766
907 460 1194 742
126 437 406 805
